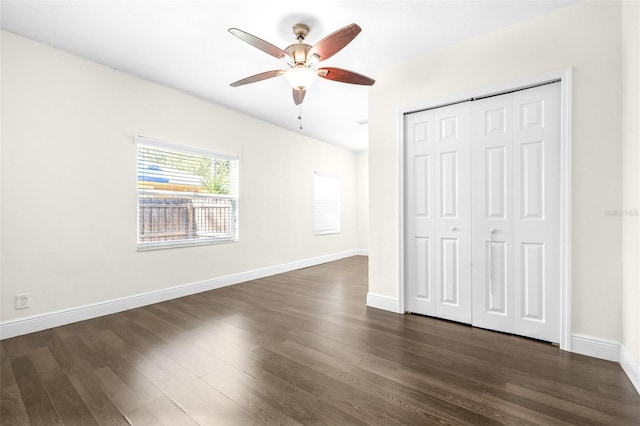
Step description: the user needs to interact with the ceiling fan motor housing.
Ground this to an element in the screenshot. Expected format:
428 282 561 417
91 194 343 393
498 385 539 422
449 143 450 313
285 43 312 65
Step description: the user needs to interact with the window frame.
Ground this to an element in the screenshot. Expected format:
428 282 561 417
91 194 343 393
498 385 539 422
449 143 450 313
135 136 239 251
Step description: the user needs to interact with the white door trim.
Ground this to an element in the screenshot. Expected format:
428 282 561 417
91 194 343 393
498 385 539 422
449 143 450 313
397 68 573 351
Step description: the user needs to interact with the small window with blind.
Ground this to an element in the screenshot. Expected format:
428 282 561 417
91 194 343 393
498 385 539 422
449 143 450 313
135 136 239 250
314 172 340 235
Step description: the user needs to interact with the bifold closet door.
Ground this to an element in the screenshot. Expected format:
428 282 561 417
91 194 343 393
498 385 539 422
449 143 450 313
405 102 472 324
471 83 561 343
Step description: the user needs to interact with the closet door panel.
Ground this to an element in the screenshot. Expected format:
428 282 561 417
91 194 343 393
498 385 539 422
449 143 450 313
485 147 507 219
414 237 431 300
439 151 459 218
405 110 436 315
521 243 545 320
486 240 508 314
520 141 544 219
471 93 515 334
440 238 459 304
413 154 431 235
513 83 561 343
434 103 471 324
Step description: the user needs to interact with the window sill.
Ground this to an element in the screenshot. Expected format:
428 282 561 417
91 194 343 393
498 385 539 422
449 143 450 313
137 237 238 251
314 230 340 236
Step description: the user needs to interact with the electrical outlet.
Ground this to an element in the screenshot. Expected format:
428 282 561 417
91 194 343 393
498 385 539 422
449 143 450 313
15 293 30 310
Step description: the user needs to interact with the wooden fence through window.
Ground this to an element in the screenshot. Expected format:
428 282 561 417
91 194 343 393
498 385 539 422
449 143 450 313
138 197 234 242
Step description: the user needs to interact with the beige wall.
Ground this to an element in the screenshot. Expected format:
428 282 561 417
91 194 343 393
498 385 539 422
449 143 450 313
622 1 640 364
0 31 360 322
369 2 623 341
356 151 369 252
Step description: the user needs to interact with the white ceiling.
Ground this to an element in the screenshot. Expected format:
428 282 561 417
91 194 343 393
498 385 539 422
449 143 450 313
0 0 576 152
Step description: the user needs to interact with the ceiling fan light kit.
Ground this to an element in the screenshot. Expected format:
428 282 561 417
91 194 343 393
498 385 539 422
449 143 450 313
228 22 375 116
284 65 317 90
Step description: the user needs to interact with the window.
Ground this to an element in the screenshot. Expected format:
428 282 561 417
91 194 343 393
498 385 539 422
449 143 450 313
135 136 238 250
314 172 340 235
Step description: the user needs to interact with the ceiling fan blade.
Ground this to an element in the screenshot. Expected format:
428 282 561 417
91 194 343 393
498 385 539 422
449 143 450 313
317 67 375 86
230 70 285 87
308 23 361 61
228 28 289 60
293 88 306 105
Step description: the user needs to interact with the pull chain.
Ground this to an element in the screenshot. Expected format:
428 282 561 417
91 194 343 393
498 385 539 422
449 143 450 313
298 104 303 130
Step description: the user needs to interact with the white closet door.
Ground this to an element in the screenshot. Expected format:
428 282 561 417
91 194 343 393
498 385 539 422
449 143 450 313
512 84 561 342
405 102 471 323
405 109 436 316
470 93 516 334
433 103 472 323
471 83 561 342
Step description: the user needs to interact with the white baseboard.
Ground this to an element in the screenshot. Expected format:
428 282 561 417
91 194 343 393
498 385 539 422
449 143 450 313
0 250 358 340
571 333 620 362
356 249 369 256
366 292 401 313
620 344 640 395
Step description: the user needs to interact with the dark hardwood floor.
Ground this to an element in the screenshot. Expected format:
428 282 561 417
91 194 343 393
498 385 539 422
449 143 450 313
1 256 639 425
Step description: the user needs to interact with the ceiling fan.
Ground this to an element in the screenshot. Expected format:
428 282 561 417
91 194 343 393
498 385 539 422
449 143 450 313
228 23 375 106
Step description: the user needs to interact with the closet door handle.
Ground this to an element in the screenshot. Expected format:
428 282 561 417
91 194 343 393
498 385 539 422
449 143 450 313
450 226 459 231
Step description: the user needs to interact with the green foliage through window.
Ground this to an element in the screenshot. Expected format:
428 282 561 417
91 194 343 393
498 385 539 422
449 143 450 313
200 160 231 195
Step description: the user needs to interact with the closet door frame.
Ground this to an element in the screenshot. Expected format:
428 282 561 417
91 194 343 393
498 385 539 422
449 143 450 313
398 68 573 351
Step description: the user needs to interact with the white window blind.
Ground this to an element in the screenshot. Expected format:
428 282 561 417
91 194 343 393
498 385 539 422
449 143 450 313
135 136 239 250
314 172 340 235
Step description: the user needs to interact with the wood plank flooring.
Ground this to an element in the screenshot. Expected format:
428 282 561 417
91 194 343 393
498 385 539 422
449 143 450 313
1 256 639 425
